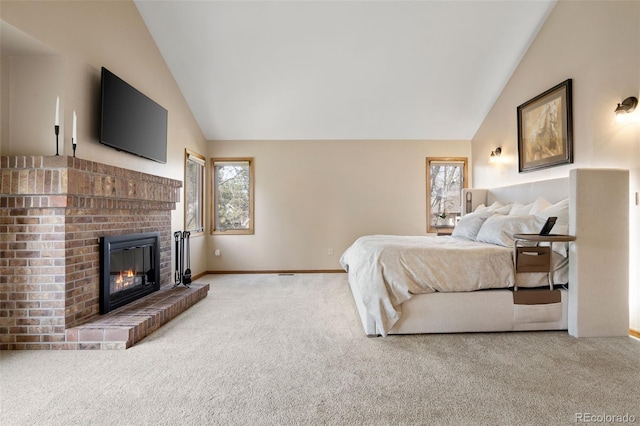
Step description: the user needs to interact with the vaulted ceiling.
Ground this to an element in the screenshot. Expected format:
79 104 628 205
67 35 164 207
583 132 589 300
136 0 555 141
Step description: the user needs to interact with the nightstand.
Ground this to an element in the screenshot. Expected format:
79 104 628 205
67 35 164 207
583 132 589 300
433 225 454 236
513 234 576 290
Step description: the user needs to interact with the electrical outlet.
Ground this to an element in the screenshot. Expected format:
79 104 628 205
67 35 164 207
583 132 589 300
214 249 221 256
328 248 334 255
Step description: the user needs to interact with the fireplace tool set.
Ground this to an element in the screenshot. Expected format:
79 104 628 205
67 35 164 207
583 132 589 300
173 231 192 288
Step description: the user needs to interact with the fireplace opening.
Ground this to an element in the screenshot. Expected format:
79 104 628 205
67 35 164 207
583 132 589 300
99 232 160 314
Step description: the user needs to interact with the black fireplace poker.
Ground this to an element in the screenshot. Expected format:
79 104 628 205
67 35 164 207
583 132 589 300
173 231 191 288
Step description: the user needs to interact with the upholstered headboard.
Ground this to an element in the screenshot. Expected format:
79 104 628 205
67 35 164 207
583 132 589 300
461 177 569 215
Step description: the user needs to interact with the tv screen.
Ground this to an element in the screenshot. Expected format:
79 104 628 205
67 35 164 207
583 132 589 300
100 67 168 163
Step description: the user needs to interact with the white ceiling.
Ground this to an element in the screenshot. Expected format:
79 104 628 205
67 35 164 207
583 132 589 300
136 1 555 141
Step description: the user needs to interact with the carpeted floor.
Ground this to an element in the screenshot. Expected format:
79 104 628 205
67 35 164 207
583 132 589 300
1 273 639 425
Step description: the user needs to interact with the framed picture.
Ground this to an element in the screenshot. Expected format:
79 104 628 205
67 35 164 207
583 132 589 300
517 79 573 173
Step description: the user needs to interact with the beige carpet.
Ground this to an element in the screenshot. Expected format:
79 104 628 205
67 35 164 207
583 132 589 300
1 273 639 425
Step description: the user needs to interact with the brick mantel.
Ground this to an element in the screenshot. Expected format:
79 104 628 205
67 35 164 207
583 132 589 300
0 156 182 349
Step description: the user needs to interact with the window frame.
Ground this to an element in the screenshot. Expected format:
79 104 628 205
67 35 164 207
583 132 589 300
210 157 255 235
426 157 468 234
184 149 205 236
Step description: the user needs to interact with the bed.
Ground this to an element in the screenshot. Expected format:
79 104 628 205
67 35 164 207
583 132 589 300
340 168 629 338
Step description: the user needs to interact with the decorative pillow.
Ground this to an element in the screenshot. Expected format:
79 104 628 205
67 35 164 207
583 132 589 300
532 198 570 256
486 201 504 212
475 201 507 214
529 197 552 215
474 203 487 213
533 198 569 227
509 202 533 216
451 213 491 241
492 203 513 215
476 215 546 247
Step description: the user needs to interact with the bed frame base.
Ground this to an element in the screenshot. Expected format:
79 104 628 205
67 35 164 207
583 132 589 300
391 289 566 334
349 275 567 336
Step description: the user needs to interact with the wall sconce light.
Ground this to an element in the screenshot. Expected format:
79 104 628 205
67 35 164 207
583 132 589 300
490 147 502 158
614 96 638 123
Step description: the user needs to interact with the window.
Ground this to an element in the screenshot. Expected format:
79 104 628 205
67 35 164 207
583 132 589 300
185 149 205 234
211 158 254 234
426 157 468 233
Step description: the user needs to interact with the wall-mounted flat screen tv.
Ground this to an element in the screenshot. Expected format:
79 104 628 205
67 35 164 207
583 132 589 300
100 67 168 163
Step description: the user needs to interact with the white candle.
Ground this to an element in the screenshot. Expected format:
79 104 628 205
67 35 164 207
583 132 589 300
72 111 77 144
55 97 60 126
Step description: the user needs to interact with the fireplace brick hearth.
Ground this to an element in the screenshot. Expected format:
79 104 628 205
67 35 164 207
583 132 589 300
0 156 207 350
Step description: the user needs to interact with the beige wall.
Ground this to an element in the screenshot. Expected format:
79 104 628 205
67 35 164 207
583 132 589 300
7 55 65 155
471 0 640 330
1 1 209 276
208 139 471 271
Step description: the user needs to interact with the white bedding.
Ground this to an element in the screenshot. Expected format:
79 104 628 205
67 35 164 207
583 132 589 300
340 235 517 336
340 234 567 336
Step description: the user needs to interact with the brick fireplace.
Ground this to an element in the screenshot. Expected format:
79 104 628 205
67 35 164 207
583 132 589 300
0 155 204 349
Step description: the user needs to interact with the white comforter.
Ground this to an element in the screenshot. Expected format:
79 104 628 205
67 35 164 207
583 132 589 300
339 235 516 336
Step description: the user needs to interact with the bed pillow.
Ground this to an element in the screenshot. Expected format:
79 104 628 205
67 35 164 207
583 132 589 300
476 215 546 247
474 203 487 213
509 202 533 216
486 201 504 212
529 196 552 215
475 201 503 213
532 198 570 256
492 203 513 215
533 198 569 226
473 202 514 215
451 212 491 241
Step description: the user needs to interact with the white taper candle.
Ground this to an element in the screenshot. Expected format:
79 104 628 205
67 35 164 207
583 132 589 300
55 97 60 126
72 111 77 143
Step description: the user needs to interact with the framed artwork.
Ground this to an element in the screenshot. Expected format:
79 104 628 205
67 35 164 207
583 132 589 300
517 79 573 173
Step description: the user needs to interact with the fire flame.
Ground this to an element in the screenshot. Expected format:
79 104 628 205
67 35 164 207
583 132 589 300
113 269 136 291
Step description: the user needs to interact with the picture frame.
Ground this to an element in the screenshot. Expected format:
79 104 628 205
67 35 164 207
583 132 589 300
517 79 573 173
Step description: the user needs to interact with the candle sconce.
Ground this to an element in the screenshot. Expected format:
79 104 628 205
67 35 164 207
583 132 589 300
54 125 60 156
